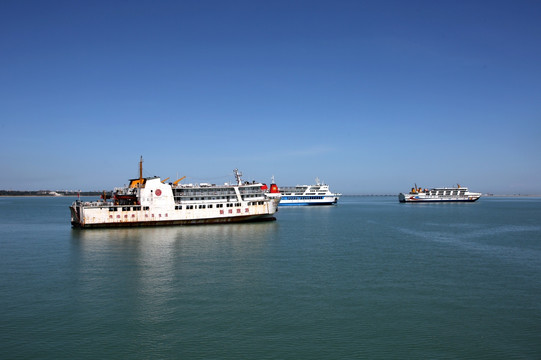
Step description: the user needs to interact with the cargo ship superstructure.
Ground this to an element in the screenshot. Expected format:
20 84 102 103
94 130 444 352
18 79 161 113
398 185 481 203
279 178 341 206
70 158 281 228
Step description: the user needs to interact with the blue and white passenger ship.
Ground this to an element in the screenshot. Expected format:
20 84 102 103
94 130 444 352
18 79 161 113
279 178 341 206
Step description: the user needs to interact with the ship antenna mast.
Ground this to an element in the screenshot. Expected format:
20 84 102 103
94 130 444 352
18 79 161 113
234 169 243 186
139 156 143 186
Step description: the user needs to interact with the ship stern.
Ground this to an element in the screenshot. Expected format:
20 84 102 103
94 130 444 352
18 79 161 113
266 194 281 214
69 201 83 227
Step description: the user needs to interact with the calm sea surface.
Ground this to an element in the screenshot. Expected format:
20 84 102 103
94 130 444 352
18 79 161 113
1 196 540 359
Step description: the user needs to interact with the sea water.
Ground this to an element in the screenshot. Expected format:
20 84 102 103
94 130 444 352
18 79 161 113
1 196 540 359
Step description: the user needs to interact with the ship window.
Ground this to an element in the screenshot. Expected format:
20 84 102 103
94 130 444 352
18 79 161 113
109 207 117 211
143 206 149 211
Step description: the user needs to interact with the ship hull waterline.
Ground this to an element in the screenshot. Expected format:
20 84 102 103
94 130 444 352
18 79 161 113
70 212 276 229
279 200 338 206
398 198 480 203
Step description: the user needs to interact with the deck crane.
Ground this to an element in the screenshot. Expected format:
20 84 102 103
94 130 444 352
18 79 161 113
173 176 186 185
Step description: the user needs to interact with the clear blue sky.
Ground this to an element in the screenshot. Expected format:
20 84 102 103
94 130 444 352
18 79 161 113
1 0 540 194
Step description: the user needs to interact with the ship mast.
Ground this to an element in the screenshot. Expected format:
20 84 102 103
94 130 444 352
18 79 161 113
129 156 145 189
234 169 243 186
139 156 143 185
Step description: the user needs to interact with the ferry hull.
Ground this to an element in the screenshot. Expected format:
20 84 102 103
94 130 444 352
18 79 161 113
279 199 338 206
399 197 480 203
70 197 280 229
398 193 481 203
71 213 276 229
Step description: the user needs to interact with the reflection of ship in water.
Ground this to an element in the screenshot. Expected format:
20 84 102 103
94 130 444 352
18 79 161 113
71 220 279 254
70 221 279 309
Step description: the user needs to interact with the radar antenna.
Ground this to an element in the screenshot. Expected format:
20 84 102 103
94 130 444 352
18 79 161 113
233 169 243 186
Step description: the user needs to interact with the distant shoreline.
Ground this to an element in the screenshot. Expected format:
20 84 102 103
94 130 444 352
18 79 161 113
0 191 103 197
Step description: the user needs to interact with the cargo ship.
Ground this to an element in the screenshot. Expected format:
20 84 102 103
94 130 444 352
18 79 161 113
278 178 341 206
70 158 281 228
398 184 481 203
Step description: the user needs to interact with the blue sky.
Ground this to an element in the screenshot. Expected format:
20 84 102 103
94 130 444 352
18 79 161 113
1 1 540 194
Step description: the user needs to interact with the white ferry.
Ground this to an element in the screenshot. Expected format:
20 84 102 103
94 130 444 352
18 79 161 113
70 158 281 228
279 178 341 206
398 184 481 203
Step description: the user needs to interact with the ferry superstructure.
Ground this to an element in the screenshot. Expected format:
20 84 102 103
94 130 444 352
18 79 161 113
398 185 481 203
70 158 281 228
279 178 341 206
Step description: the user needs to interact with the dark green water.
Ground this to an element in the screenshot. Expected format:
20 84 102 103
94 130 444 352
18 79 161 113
1 196 540 359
